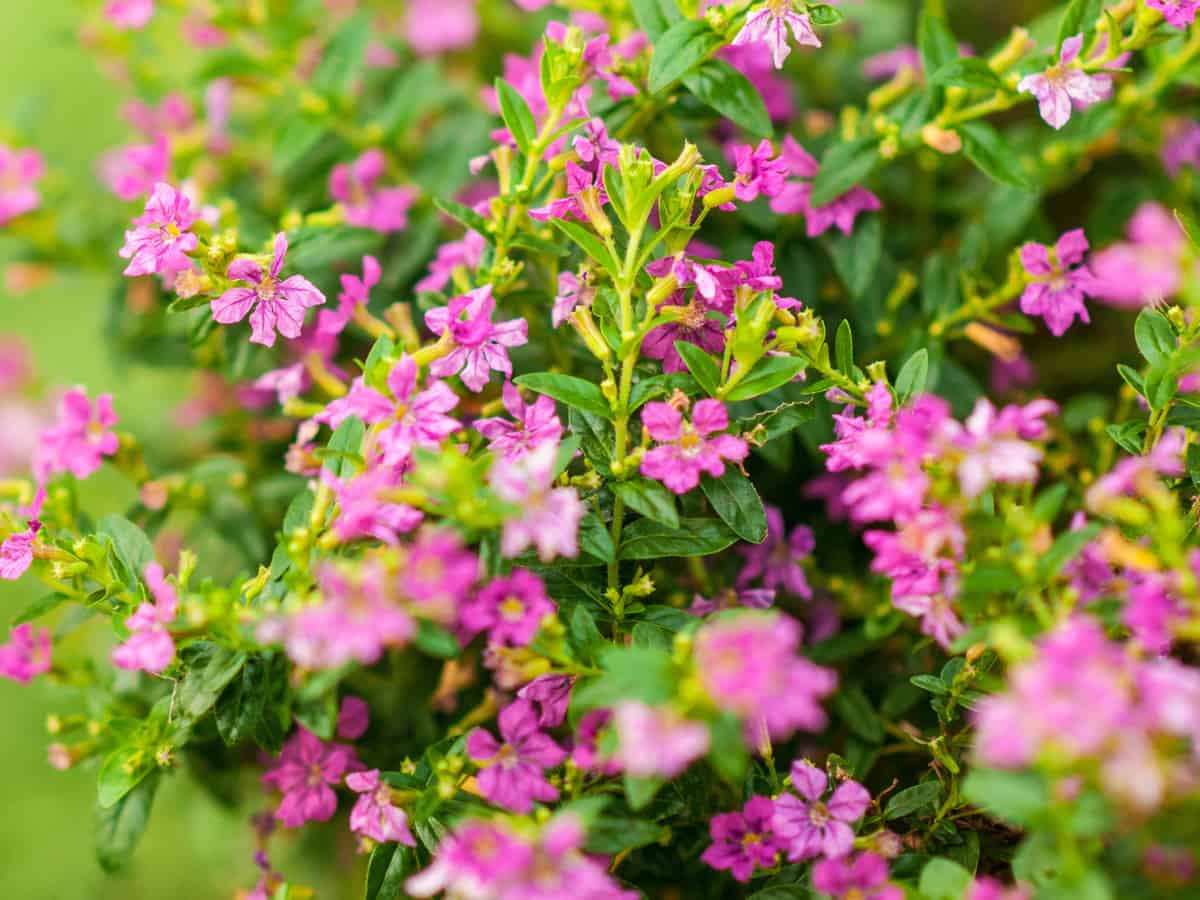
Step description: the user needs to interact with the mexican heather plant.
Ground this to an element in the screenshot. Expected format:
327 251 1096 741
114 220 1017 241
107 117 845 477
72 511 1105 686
2 0 1200 898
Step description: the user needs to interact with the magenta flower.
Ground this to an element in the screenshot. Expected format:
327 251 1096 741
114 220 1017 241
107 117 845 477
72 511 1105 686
326 463 423 545
732 139 789 202
415 230 486 293
812 853 904 900
466 700 566 812
529 162 607 223
337 696 370 740
320 254 381 336
400 527 478 624
1019 228 1098 336
0 522 38 581
518 674 573 728
346 769 416 847
212 233 325 347
571 709 620 775
0 145 44 225
573 118 621 172
773 761 871 861
425 285 528 392
99 135 169 201
329 150 418 233
700 796 781 882
1148 0 1199 27
406 820 535 898
475 381 562 461
737 505 814 598
640 399 749 495
104 0 154 29
1017 36 1109 130
770 137 881 237
642 295 727 374
460 568 555 647
611 701 710 778
0 624 52 684
319 355 461 466
491 442 586 561
732 2 820 70
118 182 198 277
262 728 360 827
694 611 836 740
112 562 179 674
34 388 119 481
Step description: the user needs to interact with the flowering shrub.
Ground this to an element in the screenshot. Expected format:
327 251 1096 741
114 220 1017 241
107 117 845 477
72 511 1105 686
2 0 1200 898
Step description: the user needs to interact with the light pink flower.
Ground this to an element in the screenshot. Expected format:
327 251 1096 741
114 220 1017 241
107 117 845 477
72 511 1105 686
99 135 169 201
773 761 871 861
0 145 44 225
425 285 528 392
0 623 52 684
329 150 418 233
640 399 749 495
770 137 881 238
212 233 326 347
104 0 154 29
34 388 120 481
611 701 710 778
1017 36 1109 130
475 381 562 461
112 562 179 674
1148 0 1199 27
119 182 198 277
405 0 479 55
346 769 416 846
732 3 821 70
491 441 585 561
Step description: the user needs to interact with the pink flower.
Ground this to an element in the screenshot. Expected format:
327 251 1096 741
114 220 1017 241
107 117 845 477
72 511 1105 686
0 522 38 581
99 135 169 201
1019 228 1098 336
111 562 179 674
0 145 44 225
329 150 418 233
404 0 479 55
732 3 820 70
34 388 120 481
425 285 528 392
954 398 1056 497
812 853 904 900
732 139 789 201
640 399 749 495
773 761 871 861
610 701 710 778
326 463 423 545
737 505 814 598
475 381 562 460
337 696 370 740
700 796 781 882
319 254 380 336
551 270 594 328
770 137 881 238
529 162 607 223
517 674 573 728
104 0 154 28
1091 203 1192 308
573 119 621 172
415 230 486 294
262 728 360 827
346 769 416 846
694 612 836 740
406 820 535 898
1148 0 1199 27
1164 121 1200 176
466 700 566 812
967 877 1032 900
118 182 198 277
641 295 727 374
460 568 555 647
212 233 326 347
1017 35 1109 129
0 624 52 684
400 527 478 624
491 442 585 561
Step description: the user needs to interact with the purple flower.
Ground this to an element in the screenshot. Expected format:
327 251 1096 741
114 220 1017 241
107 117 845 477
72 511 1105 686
737 505 814 598
0 145 44 225
0 624 52 684
732 3 820 70
642 295 727 374
529 162 606 223
329 149 418 233
1086 428 1185 507
320 254 381 336
773 761 871 861
1019 228 1098 336
812 853 904 900
640 399 749 494
573 118 621 172
212 233 326 347
610 701 710 778
475 381 562 461
1017 36 1109 130
1148 0 1199 27
466 700 566 812
425 285 528 392
112 562 179 674
732 139 789 202
700 796 781 882
33 388 120 481
518 674 574 728
491 442 586 561
460 568 555 647
346 769 416 846
262 728 360 827
0 523 38 581
337 696 370 740
119 182 198 277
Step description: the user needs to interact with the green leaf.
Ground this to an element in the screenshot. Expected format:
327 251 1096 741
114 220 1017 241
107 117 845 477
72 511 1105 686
216 655 271 747
725 356 807 402
97 514 155 583
629 372 699 411
618 517 737 559
917 10 958 75
963 769 1046 826
700 469 767 543
624 775 664 810
885 781 943 819
834 320 855 376
648 20 723 94
549 217 620 275
613 478 680 529
177 643 248 721
747 888 812 900
959 122 1031 189
1176 208 1200 248
919 858 973 900
96 772 158 872
828 214 882 297
1036 522 1101 581
311 13 370 98
12 592 68 626
833 685 883 743
323 415 365 478
682 60 771 137
494 78 537 155
568 603 605 664
895 349 930 402
1057 0 1101 52
629 0 679 41
810 139 879 207
928 57 1007 91
1032 482 1070 523
432 196 489 236
584 817 668 853
807 3 844 25
97 745 154 809
674 341 721 396
1134 308 1177 367
579 513 617 563
515 372 612 419
573 645 676 710
415 620 462 658
364 843 415 900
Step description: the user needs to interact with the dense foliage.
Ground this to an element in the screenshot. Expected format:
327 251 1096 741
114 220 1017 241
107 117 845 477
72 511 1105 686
2 0 1200 898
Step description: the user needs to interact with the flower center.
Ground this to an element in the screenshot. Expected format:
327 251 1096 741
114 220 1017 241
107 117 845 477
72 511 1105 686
499 596 525 621
678 430 703 455
308 763 325 786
